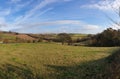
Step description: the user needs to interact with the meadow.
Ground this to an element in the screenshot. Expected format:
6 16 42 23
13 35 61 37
0 43 118 79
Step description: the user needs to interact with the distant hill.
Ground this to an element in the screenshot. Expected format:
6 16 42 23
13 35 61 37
0 31 88 43
0 31 37 43
16 34 37 41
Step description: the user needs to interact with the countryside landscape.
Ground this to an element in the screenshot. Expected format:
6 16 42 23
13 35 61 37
0 0 120 79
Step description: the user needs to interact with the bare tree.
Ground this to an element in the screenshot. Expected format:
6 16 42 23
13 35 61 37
105 5 120 28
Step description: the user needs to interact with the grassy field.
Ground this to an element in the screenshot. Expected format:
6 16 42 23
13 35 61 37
71 34 88 40
0 33 16 41
0 43 119 79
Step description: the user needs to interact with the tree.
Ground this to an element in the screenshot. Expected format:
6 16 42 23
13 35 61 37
57 33 72 45
90 28 120 46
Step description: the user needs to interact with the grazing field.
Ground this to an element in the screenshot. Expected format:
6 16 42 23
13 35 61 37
0 43 119 79
71 34 88 40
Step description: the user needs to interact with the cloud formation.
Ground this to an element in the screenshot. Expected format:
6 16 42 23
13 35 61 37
12 20 101 34
0 9 11 16
14 0 57 25
82 0 120 11
0 0 70 27
0 0 104 34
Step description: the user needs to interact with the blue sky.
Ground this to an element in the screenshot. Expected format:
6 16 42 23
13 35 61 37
0 0 120 34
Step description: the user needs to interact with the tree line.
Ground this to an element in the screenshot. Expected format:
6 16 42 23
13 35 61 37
56 28 120 47
89 28 120 46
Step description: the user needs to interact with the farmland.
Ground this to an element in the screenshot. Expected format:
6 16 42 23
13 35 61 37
0 43 118 79
0 0 120 79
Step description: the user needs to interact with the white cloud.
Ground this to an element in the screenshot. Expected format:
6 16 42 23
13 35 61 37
82 0 120 11
81 0 120 31
0 9 11 16
0 0 103 34
0 17 8 27
13 0 72 24
14 0 33 12
12 20 102 34
110 23 120 29
20 20 82 27
14 0 57 24
0 0 58 31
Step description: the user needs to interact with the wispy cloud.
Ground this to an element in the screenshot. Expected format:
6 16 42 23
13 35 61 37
14 0 57 24
0 8 11 16
0 0 74 28
0 0 104 34
0 0 57 30
0 17 8 27
13 0 33 12
17 20 83 27
13 0 72 24
12 20 101 34
81 0 120 11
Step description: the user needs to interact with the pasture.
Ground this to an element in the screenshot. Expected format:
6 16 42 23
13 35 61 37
0 43 118 79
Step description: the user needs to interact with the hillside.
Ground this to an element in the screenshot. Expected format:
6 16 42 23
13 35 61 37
0 31 88 43
16 34 37 41
0 31 37 43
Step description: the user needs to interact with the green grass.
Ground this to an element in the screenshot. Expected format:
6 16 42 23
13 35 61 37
0 33 17 43
0 43 118 79
71 34 88 40
0 34 16 40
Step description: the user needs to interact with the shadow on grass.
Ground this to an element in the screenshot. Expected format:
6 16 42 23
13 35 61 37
46 49 120 79
0 64 43 79
0 49 119 79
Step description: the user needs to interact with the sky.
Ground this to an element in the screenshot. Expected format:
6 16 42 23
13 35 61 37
0 0 120 34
